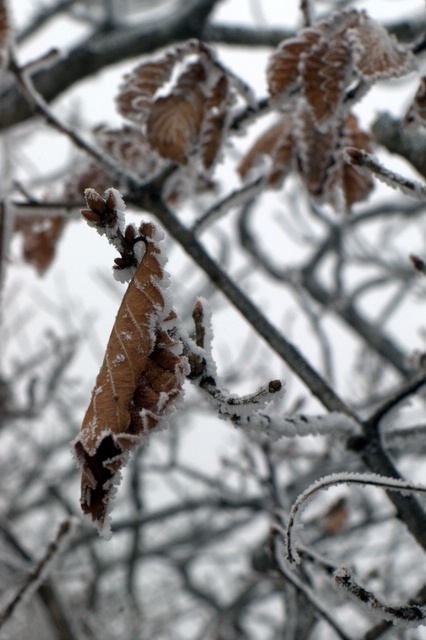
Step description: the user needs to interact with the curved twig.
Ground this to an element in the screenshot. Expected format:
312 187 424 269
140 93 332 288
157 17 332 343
285 472 426 564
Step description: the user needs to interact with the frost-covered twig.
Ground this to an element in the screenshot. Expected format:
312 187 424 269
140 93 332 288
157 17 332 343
286 472 426 564
334 567 426 628
0 518 73 631
385 424 426 455
186 301 359 439
185 298 287 424
345 147 426 200
200 375 285 419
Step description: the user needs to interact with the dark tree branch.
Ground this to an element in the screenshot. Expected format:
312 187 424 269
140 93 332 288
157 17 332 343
126 186 356 418
0 0 220 131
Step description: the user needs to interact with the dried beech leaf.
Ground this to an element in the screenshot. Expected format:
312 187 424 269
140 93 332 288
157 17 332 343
74 220 186 535
301 32 352 126
323 497 349 536
296 106 339 200
267 29 321 102
313 112 373 211
238 117 294 187
64 163 111 201
201 74 231 169
15 215 66 275
116 40 237 172
348 12 416 80
147 90 205 165
116 54 177 124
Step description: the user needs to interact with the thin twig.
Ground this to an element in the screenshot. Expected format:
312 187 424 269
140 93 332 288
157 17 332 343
285 473 426 564
8 54 140 187
0 518 73 631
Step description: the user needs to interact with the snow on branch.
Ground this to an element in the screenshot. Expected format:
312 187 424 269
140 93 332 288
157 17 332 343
285 472 426 565
185 298 286 426
334 566 426 628
345 147 426 200
185 301 359 440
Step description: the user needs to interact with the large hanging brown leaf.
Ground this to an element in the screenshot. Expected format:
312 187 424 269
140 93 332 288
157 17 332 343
74 196 187 536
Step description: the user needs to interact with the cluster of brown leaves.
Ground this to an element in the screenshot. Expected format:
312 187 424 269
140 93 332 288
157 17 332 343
65 40 238 204
117 39 235 171
74 189 187 535
239 110 374 211
240 9 416 211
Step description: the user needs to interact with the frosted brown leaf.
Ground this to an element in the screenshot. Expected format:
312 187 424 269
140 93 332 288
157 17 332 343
116 54 177 124
301 32 352 126
267 29 321 103
348 11 416 80
238 117 294 187
296 106 339 201
201 74 231 169
74 213 186 535
147 90 205 165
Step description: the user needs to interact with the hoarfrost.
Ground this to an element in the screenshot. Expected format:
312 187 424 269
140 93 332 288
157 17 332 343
334 567 426 628
286 472 426 564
